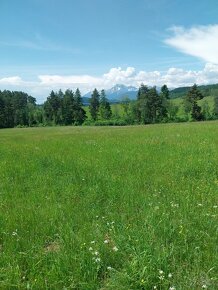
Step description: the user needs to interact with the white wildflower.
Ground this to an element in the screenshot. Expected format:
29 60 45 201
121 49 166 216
104 239 109 244
169 287 176 290
168 273 173 278
202 285 207 289
112 246 118 252
95 257 101 263
107 266 112 270
90 240 95 244
94 251 99 256
89 247 93 251
159 270 164 275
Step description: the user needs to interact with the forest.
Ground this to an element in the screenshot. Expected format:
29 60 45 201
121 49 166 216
0 83 218 129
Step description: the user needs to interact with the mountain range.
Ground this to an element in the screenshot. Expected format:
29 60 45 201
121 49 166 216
82 84 138 103
82 83 218 104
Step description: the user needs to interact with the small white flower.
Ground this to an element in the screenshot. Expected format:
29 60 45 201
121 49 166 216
12 231 18 236
168 273 173 278
104 239 109 244
107 266 112 270
112 246 118 252
169 287 176 290
159 270 164 275
90 240 95 244
202 285 207 289
213 205 217 209
94 251 99 256
198 203 203 207
95 257 101 263
153 286 157 289
89 247 93 251
159 275 164 280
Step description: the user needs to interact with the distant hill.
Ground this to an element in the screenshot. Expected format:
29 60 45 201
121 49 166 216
170 83 218 99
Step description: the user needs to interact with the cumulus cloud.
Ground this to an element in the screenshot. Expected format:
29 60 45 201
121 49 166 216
165 25 218 64
0 76 24 85
1 64 218 102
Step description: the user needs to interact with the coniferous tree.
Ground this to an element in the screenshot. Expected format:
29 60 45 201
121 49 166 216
99 90 112 120
44 90 62 124
73 88 86 125
62 89 74 125
136 84 149 123
184 84 204 121
89 88 100 121
158 84 170 121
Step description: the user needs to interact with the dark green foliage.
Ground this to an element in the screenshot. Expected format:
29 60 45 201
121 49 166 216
170 83 218 99
73 89 86 125
99 90 112 120
44 90 62 124
184 84 204 121
136 84 169 124
89 88 100 121
62 89 74 125
214 95 218 118
0 90 36 128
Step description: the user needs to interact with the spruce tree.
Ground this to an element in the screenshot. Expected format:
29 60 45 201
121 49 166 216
89 88 100 121
73 88 86 125
99 90 112 120
184 84 204 121
158 84 169 121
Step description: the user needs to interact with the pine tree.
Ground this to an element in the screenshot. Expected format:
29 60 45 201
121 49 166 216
136 84 149 123
158 84 170 121
184 84 204 121
62 89 74 125
99 90 112 120
44 90 62 124
89 88 100 121
73 88 86 125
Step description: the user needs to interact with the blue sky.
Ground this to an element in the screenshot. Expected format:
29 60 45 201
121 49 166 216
0 0 218 102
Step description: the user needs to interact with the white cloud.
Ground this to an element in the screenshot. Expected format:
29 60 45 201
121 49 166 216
0 76 24 85
165 25 218 64
1 64 218 102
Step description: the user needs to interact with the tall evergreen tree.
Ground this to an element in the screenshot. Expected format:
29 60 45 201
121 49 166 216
184 84 204 121
136 84 149 123
62 89 74 125
89 88 100 121
44 90 62 124
99 90 112 120
158 84 169 121
73 88 86 124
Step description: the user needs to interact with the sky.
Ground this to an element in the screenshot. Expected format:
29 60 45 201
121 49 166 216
0 0 218 103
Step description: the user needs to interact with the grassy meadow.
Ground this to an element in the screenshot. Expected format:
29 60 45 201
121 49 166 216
0 123 218 289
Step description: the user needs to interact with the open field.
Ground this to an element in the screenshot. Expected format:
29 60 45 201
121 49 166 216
0 123 217 289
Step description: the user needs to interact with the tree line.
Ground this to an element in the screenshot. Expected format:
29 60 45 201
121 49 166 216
0 84 218 128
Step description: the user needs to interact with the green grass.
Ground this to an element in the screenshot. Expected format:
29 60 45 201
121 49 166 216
0 123 217 289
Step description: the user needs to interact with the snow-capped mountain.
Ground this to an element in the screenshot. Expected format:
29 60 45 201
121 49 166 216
83 84 138 102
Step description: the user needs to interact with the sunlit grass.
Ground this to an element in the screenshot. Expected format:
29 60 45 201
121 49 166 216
0 123 217 289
